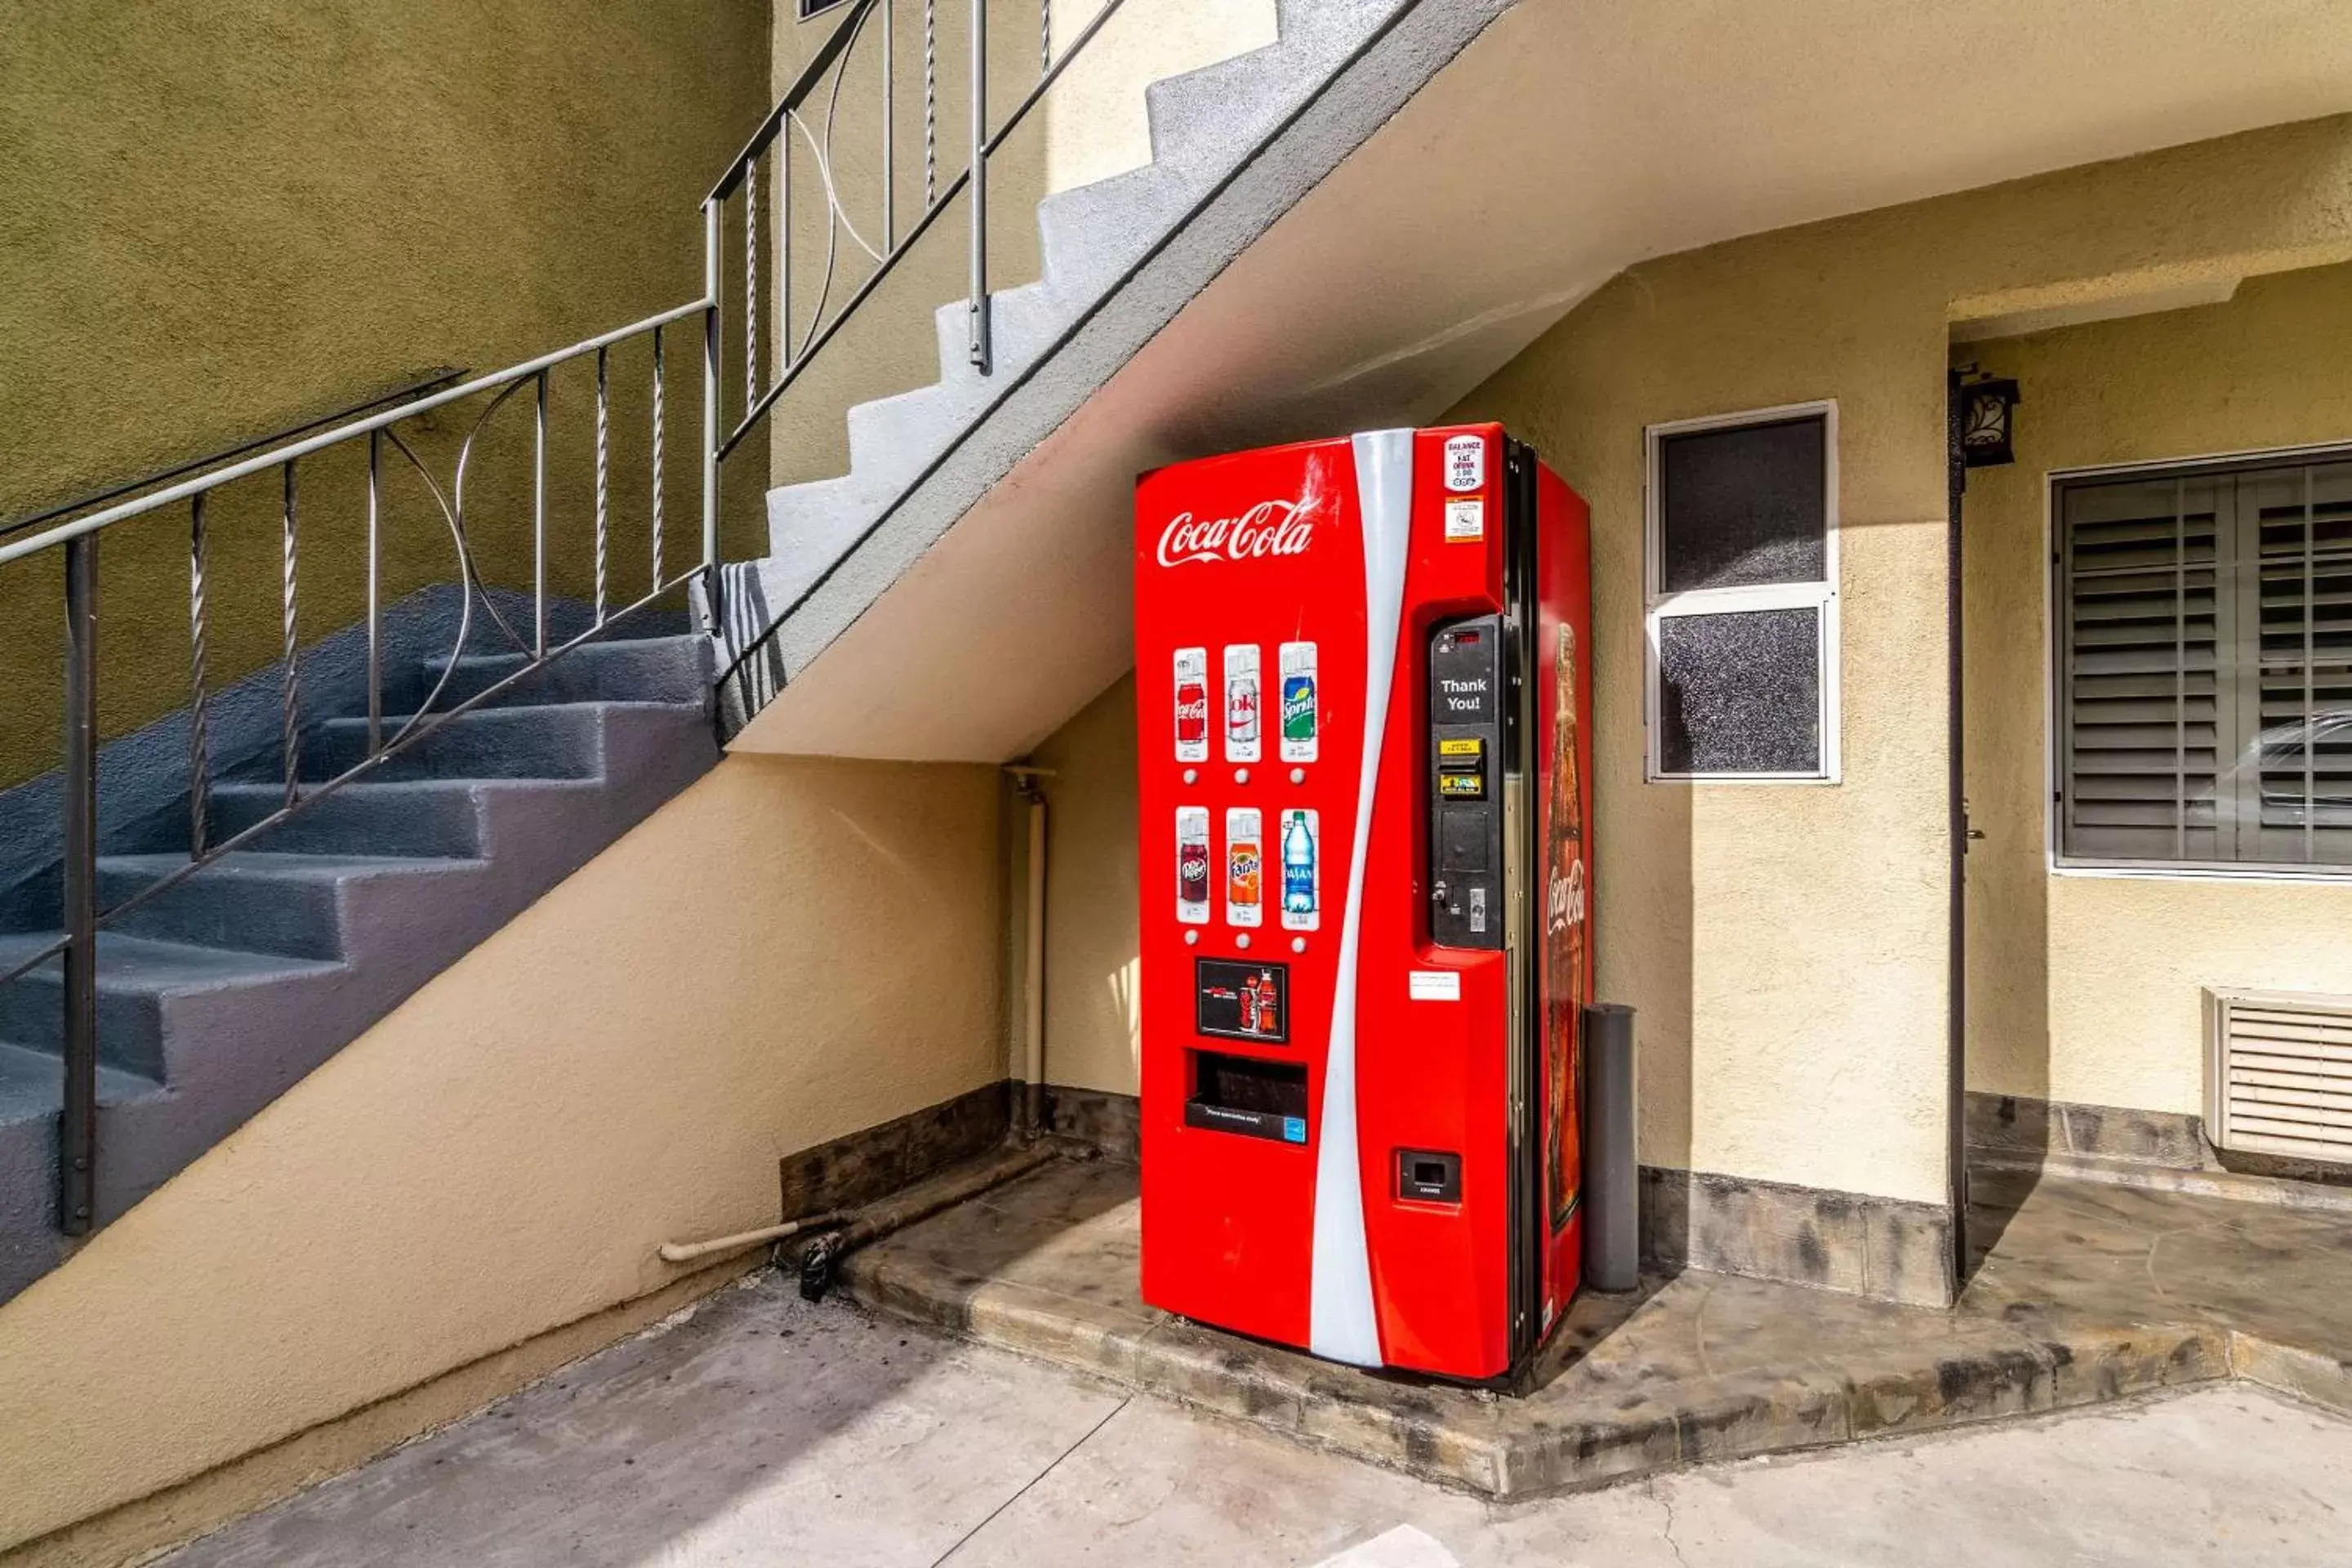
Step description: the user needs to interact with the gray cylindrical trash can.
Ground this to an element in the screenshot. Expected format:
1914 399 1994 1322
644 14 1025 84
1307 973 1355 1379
1581 1002 1638 1293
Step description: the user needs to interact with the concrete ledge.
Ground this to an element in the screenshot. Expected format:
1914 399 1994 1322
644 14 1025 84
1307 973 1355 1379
826 1156 2345 1499
1967 1090 2352 1203
1641 1165 1956 1308
777 1080 1013 1220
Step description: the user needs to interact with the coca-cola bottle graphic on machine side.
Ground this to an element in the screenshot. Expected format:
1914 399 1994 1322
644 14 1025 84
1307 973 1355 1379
1174 648 1209 764
1223 644 1260 764
1542 621 1588 1233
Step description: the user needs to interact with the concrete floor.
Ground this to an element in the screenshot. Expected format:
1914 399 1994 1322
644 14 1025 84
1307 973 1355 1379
163 1272 2352 1567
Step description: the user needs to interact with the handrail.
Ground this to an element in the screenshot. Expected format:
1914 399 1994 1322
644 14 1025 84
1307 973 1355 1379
710 0 1422 722
6 292 720 1236
708 0 880 206
0 300 711 571
0 367 466 543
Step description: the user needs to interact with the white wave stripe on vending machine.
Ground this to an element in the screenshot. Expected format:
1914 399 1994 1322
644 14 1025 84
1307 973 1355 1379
1278 641 1316 764
1225 807 1263 928
1177 807 1211 924
1279 808 1319 931
1174 647 1209 764
1223 643 1260 764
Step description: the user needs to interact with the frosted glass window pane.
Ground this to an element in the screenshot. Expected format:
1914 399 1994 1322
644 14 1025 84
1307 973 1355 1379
1659 416 1827 591
1658 608 1821 773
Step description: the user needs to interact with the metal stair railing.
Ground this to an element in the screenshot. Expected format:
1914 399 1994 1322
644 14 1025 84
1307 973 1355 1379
0 301 718 1236
699 0 1137 727
10 0 1150 1241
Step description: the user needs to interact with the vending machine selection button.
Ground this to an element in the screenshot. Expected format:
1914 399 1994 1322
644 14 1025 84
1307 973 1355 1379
1234 768 1250 785
1289 768 1305 785
1183 768 1197 786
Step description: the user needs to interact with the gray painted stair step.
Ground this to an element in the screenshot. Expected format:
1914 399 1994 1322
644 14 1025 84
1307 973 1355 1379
424 634 712 708
0 1041 163 1131
96 853 483 960
0 609 719 1305
208 778 497 858
0 931 345 1081
306 702 703 782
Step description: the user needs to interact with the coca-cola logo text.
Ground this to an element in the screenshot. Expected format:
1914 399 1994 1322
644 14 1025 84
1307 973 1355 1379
1156 499 1315 568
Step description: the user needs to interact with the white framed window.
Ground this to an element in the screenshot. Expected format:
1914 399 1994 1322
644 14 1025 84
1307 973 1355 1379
1643 402 1841 782
2051 448 2352 875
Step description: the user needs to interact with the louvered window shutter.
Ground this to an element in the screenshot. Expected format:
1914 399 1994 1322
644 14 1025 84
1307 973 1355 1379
2057 457 2352 869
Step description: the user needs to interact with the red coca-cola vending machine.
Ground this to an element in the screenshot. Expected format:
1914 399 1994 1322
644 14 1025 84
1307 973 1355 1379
1134 425 1593 1383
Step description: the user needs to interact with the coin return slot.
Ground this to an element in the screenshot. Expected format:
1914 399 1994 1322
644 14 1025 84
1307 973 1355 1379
1396 1148 1463 1204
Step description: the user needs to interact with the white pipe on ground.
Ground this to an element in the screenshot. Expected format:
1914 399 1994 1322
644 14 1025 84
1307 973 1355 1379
657 1214 844 1265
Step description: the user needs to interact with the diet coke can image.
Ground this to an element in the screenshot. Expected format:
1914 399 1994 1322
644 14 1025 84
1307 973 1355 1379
1224 807 1263 928
1176 807 1210 924
1223 644 1260 764
1174 647 1209 764
1278 641 1316 764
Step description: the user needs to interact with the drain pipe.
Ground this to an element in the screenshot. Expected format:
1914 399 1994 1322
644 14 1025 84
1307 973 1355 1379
657 1212 849 1265
1006 764 1055 1137
794 1138 1076 1300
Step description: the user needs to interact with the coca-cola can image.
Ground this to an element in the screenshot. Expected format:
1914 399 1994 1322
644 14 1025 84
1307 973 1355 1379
1223 644 1260 763
1176 806 1210 924
1174 647 1209 763
1224 807 1263 928
1278 641 1316 764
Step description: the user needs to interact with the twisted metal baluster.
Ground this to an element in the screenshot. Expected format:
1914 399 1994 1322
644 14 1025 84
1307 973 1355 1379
280 461 301 807
924 0 937 205
744 153 760 408
651 326 666 590
1041 0 1050 71
595 345 611 627
187 493 210 857
883 0 895 251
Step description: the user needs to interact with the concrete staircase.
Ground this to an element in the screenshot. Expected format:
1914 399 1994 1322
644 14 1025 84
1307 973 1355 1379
715 0 1507 723
0 626 717 1303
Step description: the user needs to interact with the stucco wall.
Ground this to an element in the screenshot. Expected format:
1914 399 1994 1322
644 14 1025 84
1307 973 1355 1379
1961 262 2352 1116
0 2 772 787
0 755 1004 1554
1441 115 2352 1206
1017 117 2352 1210
1020 672 1143 1098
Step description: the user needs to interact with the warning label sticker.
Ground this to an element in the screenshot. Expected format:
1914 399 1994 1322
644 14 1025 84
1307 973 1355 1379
1444 498 1483 541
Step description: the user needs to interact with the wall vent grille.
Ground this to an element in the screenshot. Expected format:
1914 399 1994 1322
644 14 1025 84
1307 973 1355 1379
2207 987 2352 1164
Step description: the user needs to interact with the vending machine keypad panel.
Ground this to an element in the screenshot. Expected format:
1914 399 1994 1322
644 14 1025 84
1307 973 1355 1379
1429 616 1505 951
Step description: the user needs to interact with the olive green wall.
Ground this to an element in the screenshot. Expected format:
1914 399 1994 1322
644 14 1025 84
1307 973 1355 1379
1960 261 2352 1119
0 1 773 786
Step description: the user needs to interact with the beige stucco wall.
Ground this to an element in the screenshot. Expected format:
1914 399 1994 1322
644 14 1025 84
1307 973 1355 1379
1018 673 1143 1097
0 2 771 788
0 755 1003 1555
1018 116 2352 1210
1443 115 2352 1205
1961 262 2352 1117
